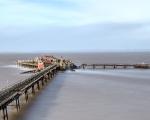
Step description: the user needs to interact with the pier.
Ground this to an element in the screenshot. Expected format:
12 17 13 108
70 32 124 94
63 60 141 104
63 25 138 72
0 64 58 120
0 55 77 120
80 63 150 69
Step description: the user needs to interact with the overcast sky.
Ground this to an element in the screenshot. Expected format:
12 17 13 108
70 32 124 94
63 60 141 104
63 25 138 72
1 0 150 52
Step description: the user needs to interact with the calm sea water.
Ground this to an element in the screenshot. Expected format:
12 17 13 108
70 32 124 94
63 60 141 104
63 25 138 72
0 52 150 120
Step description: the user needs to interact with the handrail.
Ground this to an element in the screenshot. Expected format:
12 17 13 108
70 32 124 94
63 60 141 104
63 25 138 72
0 64 58 108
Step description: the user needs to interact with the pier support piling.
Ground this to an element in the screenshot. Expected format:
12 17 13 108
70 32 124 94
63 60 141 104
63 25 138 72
37 81 40 90
2 107 8 120
25 90 29 102
32 85 35 95
41 79 44 86
15 97 20 111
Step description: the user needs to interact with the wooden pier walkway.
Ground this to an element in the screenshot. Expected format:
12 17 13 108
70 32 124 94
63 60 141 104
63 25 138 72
0 64 58 120
80 63 150 69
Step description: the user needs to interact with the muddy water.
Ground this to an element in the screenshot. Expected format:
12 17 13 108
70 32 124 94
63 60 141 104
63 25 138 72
16 69 150 120
0 52 150 120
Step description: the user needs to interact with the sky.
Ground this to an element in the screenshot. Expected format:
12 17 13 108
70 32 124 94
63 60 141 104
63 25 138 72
1 0 150 52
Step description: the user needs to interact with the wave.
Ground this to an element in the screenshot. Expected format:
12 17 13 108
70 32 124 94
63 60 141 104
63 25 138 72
1 64 34 71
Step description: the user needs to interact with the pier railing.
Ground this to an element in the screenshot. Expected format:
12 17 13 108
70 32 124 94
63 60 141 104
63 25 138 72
80 63 150 69
0 64 59 120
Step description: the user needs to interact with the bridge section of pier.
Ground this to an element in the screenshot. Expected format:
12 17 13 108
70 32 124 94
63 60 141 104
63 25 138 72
80 63 150 69
0 65 58 120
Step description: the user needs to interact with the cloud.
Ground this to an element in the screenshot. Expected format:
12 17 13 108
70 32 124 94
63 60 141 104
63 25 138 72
1 0 150 27
0 0 82 26
1 0 150 52
1 22 150 52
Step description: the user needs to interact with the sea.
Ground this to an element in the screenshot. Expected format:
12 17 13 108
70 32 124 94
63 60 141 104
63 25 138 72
0 52 150 120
